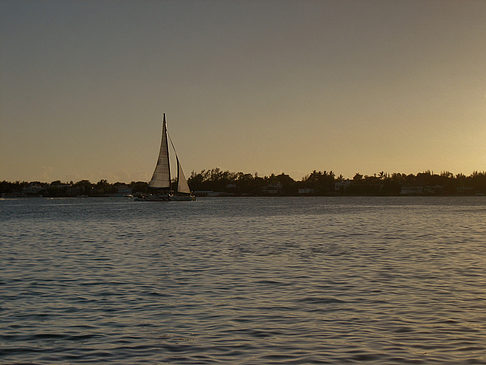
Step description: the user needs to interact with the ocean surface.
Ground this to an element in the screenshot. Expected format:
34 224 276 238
1 196 486 364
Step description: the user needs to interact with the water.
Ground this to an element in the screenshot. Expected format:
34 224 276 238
1 196 486 364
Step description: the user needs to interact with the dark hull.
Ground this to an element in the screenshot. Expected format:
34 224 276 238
133 193 195 201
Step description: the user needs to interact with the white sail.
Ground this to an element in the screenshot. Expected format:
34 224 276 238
149 115 171 188
176 157 191 194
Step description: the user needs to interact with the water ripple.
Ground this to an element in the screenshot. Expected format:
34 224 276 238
1 197 486 363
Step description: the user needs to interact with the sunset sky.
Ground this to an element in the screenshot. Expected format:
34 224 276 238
1 0 486 182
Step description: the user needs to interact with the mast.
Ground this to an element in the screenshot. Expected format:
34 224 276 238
164 113 171 188
176 156 180 192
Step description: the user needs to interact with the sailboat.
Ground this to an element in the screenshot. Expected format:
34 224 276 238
136 113 195 201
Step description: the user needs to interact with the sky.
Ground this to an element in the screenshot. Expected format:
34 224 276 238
1 0 486 182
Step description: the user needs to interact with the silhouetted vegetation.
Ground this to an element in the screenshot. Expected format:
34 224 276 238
187 169 486 196
2 169 486 197
0 180 142 197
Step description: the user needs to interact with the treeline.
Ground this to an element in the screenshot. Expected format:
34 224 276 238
187 168 486 196
2 169 486 197
0 180 146 197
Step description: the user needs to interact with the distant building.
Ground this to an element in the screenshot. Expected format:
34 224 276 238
22 183 44 195
50 182 71 189
114 183 131 194
423 185 444 195
111 183 132 196
194 190 230 197
298 188 314 195
400 186 424 195
262 182 282 195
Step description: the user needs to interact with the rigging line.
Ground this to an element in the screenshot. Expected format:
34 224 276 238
166 115 181 161
167 132 184 194
167 132 180 184
167 133 179 161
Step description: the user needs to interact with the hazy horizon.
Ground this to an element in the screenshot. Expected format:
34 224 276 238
4 167 486 185
2 0 486 182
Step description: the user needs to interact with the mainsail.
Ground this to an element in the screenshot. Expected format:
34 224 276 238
149 114 171 188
